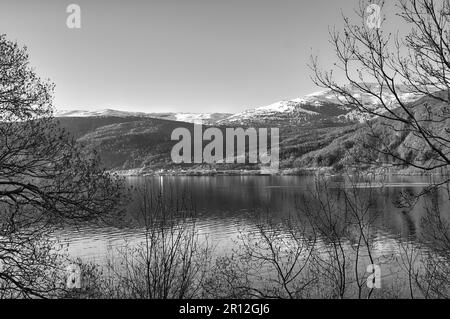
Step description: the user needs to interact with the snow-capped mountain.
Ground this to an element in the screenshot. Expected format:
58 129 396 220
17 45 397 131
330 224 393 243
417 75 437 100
55 85 425 127
54 109 232 125
54 109 149 118
218 85 424 126
173 113 226 124
217 99 332 127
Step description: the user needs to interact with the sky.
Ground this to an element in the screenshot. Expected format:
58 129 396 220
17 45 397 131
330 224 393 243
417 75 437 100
0 0 401 114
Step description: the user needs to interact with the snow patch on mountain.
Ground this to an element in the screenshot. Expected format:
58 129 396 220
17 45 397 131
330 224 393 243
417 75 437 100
219 86 425 125
174 113 212 124
55 85 426 127
54 109 231 125
222 100 319 125
54 109 149 118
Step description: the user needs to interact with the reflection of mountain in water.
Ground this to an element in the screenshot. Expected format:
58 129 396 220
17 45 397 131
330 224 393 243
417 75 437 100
54 175 448 260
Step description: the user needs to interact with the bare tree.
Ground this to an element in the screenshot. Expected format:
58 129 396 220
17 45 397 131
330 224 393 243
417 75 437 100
100 182 211 299
0 34 126 298
301 174 389 299
311 1 450 297
311 0 450 173
205 215 316 299
413 184 450 298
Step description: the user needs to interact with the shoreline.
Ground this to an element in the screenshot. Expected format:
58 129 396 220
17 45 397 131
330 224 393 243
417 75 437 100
110 166 450 177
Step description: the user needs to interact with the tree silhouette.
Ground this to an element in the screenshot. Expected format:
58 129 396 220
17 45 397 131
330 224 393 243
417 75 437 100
311 0 450 173
0 34 126 298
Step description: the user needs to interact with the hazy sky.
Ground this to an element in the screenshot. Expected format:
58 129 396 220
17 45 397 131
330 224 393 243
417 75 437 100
0 0 399 113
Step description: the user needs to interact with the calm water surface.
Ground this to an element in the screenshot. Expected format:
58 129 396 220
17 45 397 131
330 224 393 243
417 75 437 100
53 175 449 294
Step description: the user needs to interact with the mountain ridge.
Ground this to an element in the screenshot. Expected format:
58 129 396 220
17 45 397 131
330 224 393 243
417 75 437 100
56 85 424 127
55 109 232 125
54 86 448 175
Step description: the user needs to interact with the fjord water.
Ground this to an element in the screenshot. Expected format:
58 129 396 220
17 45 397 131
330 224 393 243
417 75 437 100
54 175 449 294
56 175 448 257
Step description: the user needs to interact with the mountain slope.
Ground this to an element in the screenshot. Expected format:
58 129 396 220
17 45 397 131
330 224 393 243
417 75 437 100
55 109 232 125
57 117 189 170
54 87 446 174
290 94 450 173
218 85 423 127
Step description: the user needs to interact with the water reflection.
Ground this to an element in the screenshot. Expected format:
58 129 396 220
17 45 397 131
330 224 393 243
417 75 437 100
54 175 449 268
